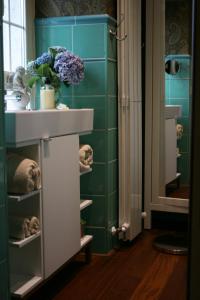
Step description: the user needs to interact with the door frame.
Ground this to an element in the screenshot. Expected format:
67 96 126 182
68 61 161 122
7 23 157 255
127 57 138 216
117 0 142 240
144 0 189 229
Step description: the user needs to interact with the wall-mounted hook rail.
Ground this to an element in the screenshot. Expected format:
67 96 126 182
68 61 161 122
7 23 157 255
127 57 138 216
109 29 127 41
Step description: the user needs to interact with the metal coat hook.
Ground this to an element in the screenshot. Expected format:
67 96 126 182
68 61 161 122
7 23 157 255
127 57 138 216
109 13 127 41
109 29 127 41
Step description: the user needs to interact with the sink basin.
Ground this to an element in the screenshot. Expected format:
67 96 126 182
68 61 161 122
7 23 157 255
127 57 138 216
165 105 182 119
5 109 94 146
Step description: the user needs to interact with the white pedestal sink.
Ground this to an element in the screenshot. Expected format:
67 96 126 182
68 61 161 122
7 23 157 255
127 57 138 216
5 109 94 146
165 105 182 119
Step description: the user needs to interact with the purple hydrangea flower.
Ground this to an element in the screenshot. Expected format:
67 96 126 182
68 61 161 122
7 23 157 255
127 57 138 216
54 51 84 85
36 52 52 66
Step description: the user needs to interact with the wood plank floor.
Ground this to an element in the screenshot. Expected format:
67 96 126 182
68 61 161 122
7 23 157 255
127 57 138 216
25 230 187 300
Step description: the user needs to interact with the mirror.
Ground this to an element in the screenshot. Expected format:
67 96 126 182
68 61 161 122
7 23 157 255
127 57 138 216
164 0 192 200
165 59 180 75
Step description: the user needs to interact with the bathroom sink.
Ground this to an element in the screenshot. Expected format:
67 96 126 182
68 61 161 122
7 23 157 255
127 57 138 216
5 109 94 146
165 105 182 119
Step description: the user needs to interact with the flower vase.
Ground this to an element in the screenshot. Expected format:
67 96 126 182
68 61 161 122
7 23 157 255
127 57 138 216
40 83 55 110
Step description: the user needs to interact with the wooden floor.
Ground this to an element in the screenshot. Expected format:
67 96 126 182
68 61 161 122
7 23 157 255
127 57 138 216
166 185 190 199
26 230 187 300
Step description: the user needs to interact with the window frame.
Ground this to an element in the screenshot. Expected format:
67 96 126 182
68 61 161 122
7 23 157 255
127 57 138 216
3 0 35 72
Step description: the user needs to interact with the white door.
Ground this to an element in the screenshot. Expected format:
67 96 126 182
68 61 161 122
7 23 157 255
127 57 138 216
41 135 80 278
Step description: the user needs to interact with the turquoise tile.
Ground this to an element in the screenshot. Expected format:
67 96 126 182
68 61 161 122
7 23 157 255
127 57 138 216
108 97 118 128
107 61 117 96
73 96 106 129
0 107 3 145
108 129 118 161
177 153 190 185
0 151 6 206
107 191 118 227
36 25 72 56
108 160 118 193
0 207 7 261
170 98 189 117
165 79 171 99
35 17 75 26
0 185 6 208
74 61 106 96
80 163 106 195
108 25 117 59
177 117 190 135
176 58 191 79
35 27 45 57
75 15 116 26
165 98 171 105
59 82 73 98
0 261 9 300
73 24 106 59
80 130 107 163
170 79 190 99
81 195 107 227
177 135 189 154
85 227 111 253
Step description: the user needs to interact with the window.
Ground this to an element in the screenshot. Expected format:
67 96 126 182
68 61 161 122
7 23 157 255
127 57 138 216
3 0 26 72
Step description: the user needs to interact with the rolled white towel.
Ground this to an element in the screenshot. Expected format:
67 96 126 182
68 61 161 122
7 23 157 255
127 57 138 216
29 216 40 235
79 144 93 166
7 153 41 194
176 124 183 139
79 161 91 173
9 215 40 240
9 216 31 239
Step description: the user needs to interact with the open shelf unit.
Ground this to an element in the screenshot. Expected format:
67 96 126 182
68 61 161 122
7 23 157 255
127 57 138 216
80 168 92 176
10 274 42 298
7 143 43 297
80 199 93 211
80 235 93 249
79 165 93 259
9 231 41 248
8 189 41 202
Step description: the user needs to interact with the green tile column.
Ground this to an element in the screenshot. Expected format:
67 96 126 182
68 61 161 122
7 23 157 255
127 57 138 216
35 15 118 253
0 3 10 298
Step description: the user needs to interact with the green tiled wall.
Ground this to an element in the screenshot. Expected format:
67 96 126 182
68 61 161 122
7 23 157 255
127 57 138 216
0 10 10 299
35 15 118 253
165 55 191 184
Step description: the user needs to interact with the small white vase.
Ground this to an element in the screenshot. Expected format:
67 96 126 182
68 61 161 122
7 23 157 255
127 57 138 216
40 84 55 110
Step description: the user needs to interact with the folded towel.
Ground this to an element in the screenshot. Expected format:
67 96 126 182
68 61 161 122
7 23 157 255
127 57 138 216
176 124 183 139
9 216 31 239
79 144 93 170
29 216 40 235
9 215 40 240
7 153 41 194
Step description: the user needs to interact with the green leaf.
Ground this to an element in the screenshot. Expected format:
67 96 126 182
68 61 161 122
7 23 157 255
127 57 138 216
28 76 41 88
36 63 51 78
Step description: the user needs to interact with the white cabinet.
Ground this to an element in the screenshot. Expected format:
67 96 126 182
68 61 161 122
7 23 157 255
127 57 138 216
8 134 93 297
165 118 177 184
6 108 94 297
41 135 80 278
